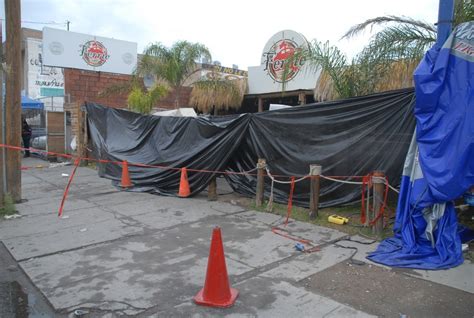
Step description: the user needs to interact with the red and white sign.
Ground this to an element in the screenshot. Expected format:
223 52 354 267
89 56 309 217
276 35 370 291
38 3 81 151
262 38 305 82
80 40 110 67
42 27 137 75
248 30 320 94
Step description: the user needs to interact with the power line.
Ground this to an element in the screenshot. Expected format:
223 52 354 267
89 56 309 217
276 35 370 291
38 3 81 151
0 18 67 26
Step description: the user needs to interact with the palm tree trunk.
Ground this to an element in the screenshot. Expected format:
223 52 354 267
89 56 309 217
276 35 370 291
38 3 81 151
174 86 181 109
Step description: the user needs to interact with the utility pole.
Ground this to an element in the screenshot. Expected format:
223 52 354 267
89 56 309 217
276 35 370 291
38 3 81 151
0 21 4 207
5 0 22 202
66 20 70 31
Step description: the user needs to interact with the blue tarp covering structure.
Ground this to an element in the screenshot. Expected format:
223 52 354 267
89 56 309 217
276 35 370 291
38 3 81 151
21 95 44 110
368 22 473 269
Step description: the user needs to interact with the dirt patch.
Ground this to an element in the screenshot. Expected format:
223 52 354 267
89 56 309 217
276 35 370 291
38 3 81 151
301 262 474 318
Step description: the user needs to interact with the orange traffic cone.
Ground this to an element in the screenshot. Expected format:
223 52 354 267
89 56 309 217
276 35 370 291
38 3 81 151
121 160 132 188
178 167 191 197
194 227 239 308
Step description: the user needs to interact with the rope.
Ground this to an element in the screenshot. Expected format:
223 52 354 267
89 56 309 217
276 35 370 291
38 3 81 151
5 143 398 223
360 174 390 228
320 175 364 185
271 226 321 253
387 183 400 194
58 158 81 217
265 166 309 184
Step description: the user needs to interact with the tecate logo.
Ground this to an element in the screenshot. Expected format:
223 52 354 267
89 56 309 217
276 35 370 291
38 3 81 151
79 40 110 67
48 41 64 55
263 39 305 82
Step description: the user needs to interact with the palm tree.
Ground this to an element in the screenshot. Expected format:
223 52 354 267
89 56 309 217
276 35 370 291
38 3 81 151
190 69 246 115
137 41 211 108
288 0 472 101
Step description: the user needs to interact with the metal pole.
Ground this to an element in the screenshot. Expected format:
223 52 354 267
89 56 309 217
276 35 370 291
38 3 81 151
435 0 455 49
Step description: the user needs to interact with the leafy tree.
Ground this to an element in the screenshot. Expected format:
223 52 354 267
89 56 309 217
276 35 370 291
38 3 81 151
137 41 211 108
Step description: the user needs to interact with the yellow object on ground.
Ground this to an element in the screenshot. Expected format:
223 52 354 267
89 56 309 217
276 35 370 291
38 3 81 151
328 215 349 225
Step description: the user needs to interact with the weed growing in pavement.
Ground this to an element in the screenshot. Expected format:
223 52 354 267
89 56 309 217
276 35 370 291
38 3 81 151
0 194 16 217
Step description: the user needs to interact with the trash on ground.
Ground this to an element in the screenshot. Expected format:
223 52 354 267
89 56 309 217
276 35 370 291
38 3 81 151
4 214 21 220
328 215 349 225
294 243 305 251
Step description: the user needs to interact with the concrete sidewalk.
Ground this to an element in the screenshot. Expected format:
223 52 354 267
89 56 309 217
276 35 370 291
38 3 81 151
0 157 473 317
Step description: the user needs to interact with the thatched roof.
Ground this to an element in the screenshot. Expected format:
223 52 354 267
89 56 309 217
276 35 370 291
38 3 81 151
190 78 247 113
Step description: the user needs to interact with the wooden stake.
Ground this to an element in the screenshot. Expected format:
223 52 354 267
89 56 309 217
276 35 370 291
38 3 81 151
255 158 266 207
5 0 22 201
309 164 322 219
208 176 217 201
258 98 264 113
298 92 306 105
372 171 385 239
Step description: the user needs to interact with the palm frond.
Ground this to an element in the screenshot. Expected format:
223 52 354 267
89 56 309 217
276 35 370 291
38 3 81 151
98 77 138 98
342 15 435 39
127 84 169 114
454 0 474 25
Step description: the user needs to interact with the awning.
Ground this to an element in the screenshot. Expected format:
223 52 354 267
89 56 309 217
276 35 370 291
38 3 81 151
21 95 44 110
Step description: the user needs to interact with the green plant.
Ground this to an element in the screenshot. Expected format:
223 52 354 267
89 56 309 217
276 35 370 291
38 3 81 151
0 194 16 217
127 84 169 114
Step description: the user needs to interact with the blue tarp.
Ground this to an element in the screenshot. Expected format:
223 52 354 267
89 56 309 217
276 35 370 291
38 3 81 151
368 22 473 269
21 95 44 110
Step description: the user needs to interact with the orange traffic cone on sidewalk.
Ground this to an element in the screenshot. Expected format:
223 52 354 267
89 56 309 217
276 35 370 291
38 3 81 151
121 160 132 188
178 167 191 197
194 227 239 308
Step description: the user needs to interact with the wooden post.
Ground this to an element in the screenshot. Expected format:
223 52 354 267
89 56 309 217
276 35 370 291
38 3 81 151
255 158 266 207
309 164 322 219
372 171 385 239
208 176 217 201
5 0 22 201
0 22 4 207
298 92 306 105
258 97 264 113
76 103 87 162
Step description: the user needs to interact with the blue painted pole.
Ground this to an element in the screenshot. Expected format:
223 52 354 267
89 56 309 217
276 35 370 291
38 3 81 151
435 0 455 48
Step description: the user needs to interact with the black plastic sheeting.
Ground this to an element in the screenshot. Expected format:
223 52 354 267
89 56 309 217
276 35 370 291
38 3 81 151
86 88 416 208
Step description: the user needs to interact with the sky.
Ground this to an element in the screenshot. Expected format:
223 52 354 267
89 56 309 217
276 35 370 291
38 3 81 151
2 0 440 70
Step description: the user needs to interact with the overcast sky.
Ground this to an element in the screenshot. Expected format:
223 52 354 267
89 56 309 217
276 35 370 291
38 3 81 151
2 0 439 70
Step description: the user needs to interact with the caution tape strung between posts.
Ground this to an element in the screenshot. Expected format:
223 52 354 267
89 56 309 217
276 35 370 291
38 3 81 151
1 143 396 221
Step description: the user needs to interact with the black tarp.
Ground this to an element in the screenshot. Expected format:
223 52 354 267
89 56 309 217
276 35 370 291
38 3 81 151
86 88 416 207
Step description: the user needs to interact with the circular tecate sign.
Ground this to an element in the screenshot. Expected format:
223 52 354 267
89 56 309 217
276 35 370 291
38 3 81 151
79 40 110 67
261 30 309 83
